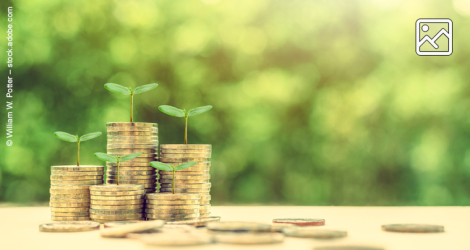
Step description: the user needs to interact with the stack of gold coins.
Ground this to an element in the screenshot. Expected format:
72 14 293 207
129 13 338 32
106 123 159 193
49 165 104 221
89 184 145 223
158 144 211 217
146 193 200 221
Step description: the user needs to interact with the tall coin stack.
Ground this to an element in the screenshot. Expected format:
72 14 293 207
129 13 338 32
49 165 104 221
106 122 159 193
158 144 212 217
145 193 200 221
89 184 145 222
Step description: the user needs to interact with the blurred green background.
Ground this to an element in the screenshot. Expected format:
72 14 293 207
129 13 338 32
2 0 470 206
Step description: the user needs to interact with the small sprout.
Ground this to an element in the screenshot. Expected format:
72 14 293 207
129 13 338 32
104 83 158 122
54 131 102 166
149 161 197 194
159 105 212 144
94 152 141 185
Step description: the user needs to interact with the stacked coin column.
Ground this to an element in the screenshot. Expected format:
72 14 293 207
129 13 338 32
106 122 159 193
49 165 104 221
145 193 200 221
89 184 145 222
158 144 212 217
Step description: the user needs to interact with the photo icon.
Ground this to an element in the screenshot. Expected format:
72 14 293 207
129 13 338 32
416 19 452 56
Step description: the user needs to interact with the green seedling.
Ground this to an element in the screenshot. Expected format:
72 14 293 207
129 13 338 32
104 83 158 122
158 105 212 144
93 152 141 185
54 131 102 166
149 161 197 194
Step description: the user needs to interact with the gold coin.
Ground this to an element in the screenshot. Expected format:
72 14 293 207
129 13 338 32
51 165 105 171
159 161 211 167
50 207 89 212
50 180 103 185
49 202 90 207
107 122 157 128
90 204 144 210
90 209 143 215
207 221 271 232
159 174 210 180
282 227 347 239
39 221 100 232
139 231 213 245
90 194 144 200
160 144 211 150
50 184 90 189
159 171 210 176
50 198 90 203
51 216 90 221
145 209 199 214
50 171 104 176
146 199 200 205
166 216 221 227
107 144 158 149
106 175 156 180
107 170 155 175
160 183 211 189
200 195 211 200
146 193 200 200
108 153 158 158
108 135 158 140
159 188 211 193
160 149 211 154
50 193 90 199
50 175 103 180
49 189 89 194
159 157 208 163
107 166 155 171
162 166 210 172
107 140 158 145
200 200 211 205
90 200 143 205
107 131 158 136
89 184 144 191
106 179 155 184
90 214 143 220
159 179 209 184
146 213 199 220
107 126 158 132
110 157 156 163
107 148 157 154
105 181 156 189
51 212 90 217
199 212 211 217
214 232 284 244
145 204 200 210
160 153 211 158
89 190 145 196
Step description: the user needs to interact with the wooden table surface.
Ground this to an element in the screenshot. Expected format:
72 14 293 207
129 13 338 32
0 206 468 250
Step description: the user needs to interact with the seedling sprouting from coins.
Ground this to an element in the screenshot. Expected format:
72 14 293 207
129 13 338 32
158 105 212 144
93 152 141 185
149 161 197 194
104 83 158 122
54 131 102 166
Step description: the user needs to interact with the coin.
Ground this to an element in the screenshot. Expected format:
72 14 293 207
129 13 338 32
273 218 325 226
108 148 157 154
160 179 209 184
101 220 165 238
145 208 199 214
89 190 145 196
39 221 100 232
139 231 213 246
107 175 156 180
215 232 284 244
90 195 144 200
106 179 155 184
50 207 89 212
146 193 200 200
112 157 157 163
160 183 211 188
283 227 347 239
107 127 158 132
108 131 158 136
109 153 158 158
145 204 200 210
50 184 90 189
314 246 385 250
50 193 90 199
166 216 221 227
50 198 90 203
200 195 211 200
50 180 103 185
107 144 158 149
146 199 201 205
51 216 90 221
93 218 145 224
108 135 158 140
51 212 90 217
107 166 155 171
91 200 143 205
49 189 89 194
381 224 445 233
104 221 139 228
207 221 271 232
51 165 105 171
160 153 211 158
159 188 211 193
50 175 103 180
90 209 143 215
90 204 144 210
50 171 104 176
49 202 90 207
160 144 211 150
146 213 199 220
107 140 158 145
107 170 155 175
104 182 156 189
159 171 210 176
161 166 210 172
160 162 211 168
90 214 143 220
89 184 144 191
107 122 158 128
270 223 297 232
200 200 211 205
161 149 211 154
159 157 208 163
200 212 211 217
158 174 210 180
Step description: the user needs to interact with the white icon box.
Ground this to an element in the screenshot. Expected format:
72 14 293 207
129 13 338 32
415 19 452 56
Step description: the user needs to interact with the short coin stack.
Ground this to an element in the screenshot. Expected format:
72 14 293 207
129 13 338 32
89 184 145 223
49 165 104 221
146 193 200 221
158 144 212 217
106 122 159 193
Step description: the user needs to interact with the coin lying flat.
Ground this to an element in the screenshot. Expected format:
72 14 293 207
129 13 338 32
270 223 297 232
107 166 156 171
160 153 211 158
200 200 211 205
107 145 157 150
109 153 158 158
107 126 158 132
90 204 144 210
145 208 199 214
314 246 385 250
90 214 143 220
283 227 347 239
51 212 90 217
51 180 104 185
107 140 158 145
106 179 155 184
107 171 155 175
50 175 103 180
159 182 211 188
50 193 90 199
91 199 143 205
39 221 100 232
51 171 104 176
160 149 211 153
90 209 143 215
49 202 90 208
160 179 209 184
200 212 211 217
381 224 444 233
51 216 91 221
107 122 158 127
159 171 210 176
51 166 105 171
166 216 221 227
89 184 144 192
104 221 138 228
90 195 144 200
106 175 156 180
146 193 200 200
146 213 199 220
146 199 201 205
100 220 165 238
159 188 211 193
160 158 209 163
161 144 211 149
139 232 213 246
215 232 284 244
145 204 200 210
51 207 89 212
108 148 157 154
160 174 210 180
50 198 90 203
107 131 158 136
207 221 271 232
49 189 90 194
273 218 325 226
90 190 145 196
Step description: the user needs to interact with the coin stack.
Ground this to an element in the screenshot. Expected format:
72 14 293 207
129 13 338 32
146 193 200 221
89 184 145 223
106 122 159 193
49 165 104 221
158 144 211 217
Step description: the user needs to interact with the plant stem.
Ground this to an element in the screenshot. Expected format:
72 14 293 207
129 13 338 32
184 115 188 144
130 94 134 123
172 167 175 194
77 141 80 166
116 159 120 185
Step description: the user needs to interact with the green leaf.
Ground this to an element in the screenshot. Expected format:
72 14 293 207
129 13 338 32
94 152 118 163
120 153 141 162
54 131 78 142
133 83 158 94
159 105 186 117
175 161 197 171
187 105 212 117
79 132 102 142
104 83 131 95
149 161 174 171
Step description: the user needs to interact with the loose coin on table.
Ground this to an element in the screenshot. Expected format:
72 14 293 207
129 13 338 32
207 221 271 232
270 223 297 232
273 218 325 226
166 216 221 227
101 220 165 238
282 227 347 239
381 224 444 233
139 232 214 246
39 221 100 232
215 232 284 244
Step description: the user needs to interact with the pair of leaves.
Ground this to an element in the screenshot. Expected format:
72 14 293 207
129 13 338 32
54 131 102 142
94 152 141 163
150 161 197 172
105 83 158 95
159 105 212 118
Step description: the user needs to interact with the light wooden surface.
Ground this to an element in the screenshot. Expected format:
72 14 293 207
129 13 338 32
0 206 468 250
